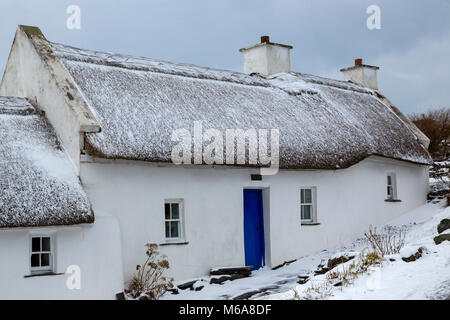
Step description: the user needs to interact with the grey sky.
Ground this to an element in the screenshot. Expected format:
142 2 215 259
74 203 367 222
1 0 449 115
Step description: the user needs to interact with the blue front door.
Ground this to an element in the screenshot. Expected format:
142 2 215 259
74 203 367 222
243 189 265 270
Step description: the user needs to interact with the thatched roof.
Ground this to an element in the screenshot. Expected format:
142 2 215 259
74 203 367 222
0 96 94 228
52 42 432 169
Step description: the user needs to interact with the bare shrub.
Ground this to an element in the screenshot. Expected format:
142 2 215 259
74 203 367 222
410 107 450 161
126 243 173 300
364 225 405 256
429 161 450 205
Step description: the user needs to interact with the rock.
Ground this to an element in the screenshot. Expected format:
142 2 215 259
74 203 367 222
314 262 328 274
233 290 261 300
297 275 309 285
434 234 450 245
210 273 247 285
209 267 251 284
210 266 252 276
333 281 343 287
192 280 205 291
314 254 355 275
232 285 279 300
275 279 290 285
272 259 297 270
437 219 450 234
210 275 229 284
167 288 179 295
402 247 424 262
327 254 355 270
389 258 396 262
314 266 329 275
177 280 197 290
115 292 126 300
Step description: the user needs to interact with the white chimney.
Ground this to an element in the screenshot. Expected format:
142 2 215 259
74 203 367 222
239 36 293 77
340 58 379 90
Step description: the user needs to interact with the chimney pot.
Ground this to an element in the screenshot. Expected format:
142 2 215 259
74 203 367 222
261 35 270 43
355 58 363 66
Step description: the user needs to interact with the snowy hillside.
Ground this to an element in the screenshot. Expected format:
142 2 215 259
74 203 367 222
163 200 450 300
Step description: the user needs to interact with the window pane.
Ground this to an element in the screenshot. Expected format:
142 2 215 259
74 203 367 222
32 237 40 252
171 203 179 219
387 186 393 197
387 175 392 185
165 203 170 220
304 189 312 203
300 189 305 203
170 221 179 238
31 254 40 267
42 237 51 252
165 221 170 238
301 205 312 220
41 253 50 267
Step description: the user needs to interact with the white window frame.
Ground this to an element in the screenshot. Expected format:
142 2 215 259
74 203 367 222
164 199 185 243
30 234 55 275
300 187 317 224
386 173 398 200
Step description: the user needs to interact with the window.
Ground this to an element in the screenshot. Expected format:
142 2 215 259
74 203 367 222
386 173 397 200
30 235 53 274
301 188 316 224
164 200 184 241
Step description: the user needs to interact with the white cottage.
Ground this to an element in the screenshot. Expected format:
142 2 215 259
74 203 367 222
0 26 432 298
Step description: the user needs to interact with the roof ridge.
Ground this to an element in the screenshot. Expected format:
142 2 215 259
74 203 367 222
51 42 272 88
51 42 371 95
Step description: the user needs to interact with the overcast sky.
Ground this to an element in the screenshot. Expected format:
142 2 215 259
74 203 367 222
1 0 449 115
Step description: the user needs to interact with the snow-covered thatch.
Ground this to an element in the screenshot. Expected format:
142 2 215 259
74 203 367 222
0 96 93 228
52 43 432 169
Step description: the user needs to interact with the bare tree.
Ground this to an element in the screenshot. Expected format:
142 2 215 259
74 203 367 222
410 107 450 161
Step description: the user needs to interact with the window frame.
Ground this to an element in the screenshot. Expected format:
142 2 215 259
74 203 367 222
386 173 398 200
300 187 317 224
30 234 55 275
164 199 185 243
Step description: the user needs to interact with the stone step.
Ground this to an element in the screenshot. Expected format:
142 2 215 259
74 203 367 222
210 266 253 276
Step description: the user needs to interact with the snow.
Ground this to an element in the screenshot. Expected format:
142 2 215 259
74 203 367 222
51 42 431 169
0 96 94 228
161 200 450 300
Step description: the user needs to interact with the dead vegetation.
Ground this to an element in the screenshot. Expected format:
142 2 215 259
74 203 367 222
126 243 174 300
364 225 405 256
292 250 383 300
410 107 450 161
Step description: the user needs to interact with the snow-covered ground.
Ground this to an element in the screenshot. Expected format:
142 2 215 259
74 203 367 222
162 200 450 300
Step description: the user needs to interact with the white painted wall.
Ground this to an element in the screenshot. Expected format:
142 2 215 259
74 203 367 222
241 44 291 76
341 66 378 90
80 156 428 283
0 26 99 172
0 213 124 299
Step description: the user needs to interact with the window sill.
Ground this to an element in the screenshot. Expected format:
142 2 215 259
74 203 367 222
24 272 64 278
385 199 402 202
160 241 189 246
301 222 321 226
